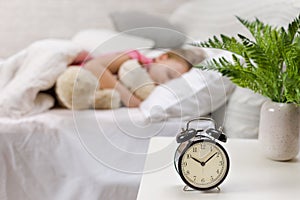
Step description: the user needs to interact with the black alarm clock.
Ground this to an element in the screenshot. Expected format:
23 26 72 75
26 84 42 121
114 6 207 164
174 117 230 191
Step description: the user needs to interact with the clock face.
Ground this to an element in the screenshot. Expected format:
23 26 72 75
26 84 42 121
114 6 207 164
178 139 229 190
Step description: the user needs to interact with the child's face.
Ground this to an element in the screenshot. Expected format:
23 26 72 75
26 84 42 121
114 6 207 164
147 54 189 84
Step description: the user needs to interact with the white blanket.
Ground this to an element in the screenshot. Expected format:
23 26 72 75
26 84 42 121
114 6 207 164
0 39 82 118
0 108 147 200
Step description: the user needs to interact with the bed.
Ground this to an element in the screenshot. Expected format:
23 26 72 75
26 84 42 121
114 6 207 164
0 20 230 200
0 0 299 199
0 108 189 199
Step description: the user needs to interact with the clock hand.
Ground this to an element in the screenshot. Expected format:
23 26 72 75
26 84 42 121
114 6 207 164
191 157 205 166
204 152 218 164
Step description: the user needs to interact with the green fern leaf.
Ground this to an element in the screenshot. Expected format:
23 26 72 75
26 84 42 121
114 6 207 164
192 15 300 104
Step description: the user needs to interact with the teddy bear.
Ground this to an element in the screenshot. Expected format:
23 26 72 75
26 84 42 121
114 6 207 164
55 59 155 110
117 59 156 100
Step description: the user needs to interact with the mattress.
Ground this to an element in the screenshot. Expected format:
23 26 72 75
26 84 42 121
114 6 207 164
0 108 211 200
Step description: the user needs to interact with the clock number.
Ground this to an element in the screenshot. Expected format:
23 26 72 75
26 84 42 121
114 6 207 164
186 170 190 175
219 161 224 166
193 147 197 152
211 176 214 181
183 162 187 167
201 178 205 183
216 169 220 174
200 143 206 150
193 176 197 181
186 154 191 159
216 152 220 158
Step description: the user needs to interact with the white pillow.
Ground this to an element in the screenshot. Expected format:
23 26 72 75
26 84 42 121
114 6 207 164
140 68 234 122
140 48 236 122
223 87 268 138
110 11 186 48
170 0 300 41
71 29 154 56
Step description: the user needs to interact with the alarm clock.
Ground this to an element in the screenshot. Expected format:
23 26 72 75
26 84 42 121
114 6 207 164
174 117 230 191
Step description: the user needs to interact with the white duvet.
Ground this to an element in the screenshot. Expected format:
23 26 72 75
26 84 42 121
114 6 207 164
0 40 185 199
0 108 149 200
0 39 82 118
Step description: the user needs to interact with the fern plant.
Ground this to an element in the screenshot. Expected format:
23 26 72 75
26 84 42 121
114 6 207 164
193 15 300 104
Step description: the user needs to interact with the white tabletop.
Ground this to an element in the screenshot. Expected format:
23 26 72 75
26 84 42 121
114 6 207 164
137 137 300 200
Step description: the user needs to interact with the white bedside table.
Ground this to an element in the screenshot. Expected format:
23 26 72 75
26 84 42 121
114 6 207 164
137 137 300 200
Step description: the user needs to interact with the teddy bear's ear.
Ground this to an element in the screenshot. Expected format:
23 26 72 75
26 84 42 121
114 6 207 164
55 66 98 109
118 59 156 100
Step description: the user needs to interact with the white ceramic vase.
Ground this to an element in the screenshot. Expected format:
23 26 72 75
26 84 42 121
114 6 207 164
259 101 299 161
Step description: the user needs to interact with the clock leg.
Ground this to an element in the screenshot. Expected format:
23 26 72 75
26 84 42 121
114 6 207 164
183 185 195 192
182 185 221 192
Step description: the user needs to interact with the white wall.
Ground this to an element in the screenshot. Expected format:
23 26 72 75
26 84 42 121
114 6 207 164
0 0 187 58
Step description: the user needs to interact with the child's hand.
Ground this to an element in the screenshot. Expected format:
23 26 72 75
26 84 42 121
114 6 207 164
116 83 142 108
71 50 93 65
126 94 142 108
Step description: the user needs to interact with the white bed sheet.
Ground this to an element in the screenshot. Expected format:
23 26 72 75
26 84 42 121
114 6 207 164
0 108 212 200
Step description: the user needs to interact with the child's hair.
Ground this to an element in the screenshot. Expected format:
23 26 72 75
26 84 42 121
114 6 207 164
166 48 207 69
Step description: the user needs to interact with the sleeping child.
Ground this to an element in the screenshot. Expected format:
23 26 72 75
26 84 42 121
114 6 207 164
71 48 206 107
